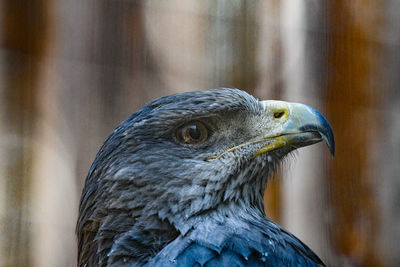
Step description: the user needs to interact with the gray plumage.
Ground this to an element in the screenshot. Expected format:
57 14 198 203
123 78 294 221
77 89 334 266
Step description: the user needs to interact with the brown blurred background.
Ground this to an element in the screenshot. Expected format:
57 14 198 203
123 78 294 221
1 0 399 266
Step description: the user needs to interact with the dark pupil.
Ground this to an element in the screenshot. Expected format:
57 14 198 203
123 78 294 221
187 125 201 140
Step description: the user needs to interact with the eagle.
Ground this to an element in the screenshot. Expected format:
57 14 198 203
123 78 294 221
77 88 334 266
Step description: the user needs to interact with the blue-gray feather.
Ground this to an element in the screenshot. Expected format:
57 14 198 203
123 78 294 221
77 89 325 266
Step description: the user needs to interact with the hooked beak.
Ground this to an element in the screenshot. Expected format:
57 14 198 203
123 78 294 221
257 100 335 156
205 100 334 162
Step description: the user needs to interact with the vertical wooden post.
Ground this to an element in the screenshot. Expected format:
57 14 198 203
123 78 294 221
325 1 382 265
0 0 49 265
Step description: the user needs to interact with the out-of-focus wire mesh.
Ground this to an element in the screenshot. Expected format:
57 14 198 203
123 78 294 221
0 0 399 266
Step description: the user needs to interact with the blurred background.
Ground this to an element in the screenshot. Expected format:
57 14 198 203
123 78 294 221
1 0 399 266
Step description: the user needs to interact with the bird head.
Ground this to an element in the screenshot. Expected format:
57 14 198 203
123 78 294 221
77 88 334 263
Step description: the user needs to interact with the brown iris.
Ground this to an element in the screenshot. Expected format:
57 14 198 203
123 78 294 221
175 121 209 144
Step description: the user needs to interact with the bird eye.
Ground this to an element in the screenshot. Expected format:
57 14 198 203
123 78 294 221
175 121 209 144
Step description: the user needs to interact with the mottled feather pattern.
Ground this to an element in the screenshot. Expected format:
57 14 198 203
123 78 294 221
77 89 326 266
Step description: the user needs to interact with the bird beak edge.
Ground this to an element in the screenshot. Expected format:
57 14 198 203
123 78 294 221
257 100 335 156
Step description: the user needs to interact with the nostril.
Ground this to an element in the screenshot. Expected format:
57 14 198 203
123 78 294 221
274 111 285 119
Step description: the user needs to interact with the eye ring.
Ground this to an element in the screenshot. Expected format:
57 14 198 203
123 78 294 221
175 121 209 145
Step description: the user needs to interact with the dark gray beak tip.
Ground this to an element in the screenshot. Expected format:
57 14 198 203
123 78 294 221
325 129 335 156
300 106 335 156
314 109 335 156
